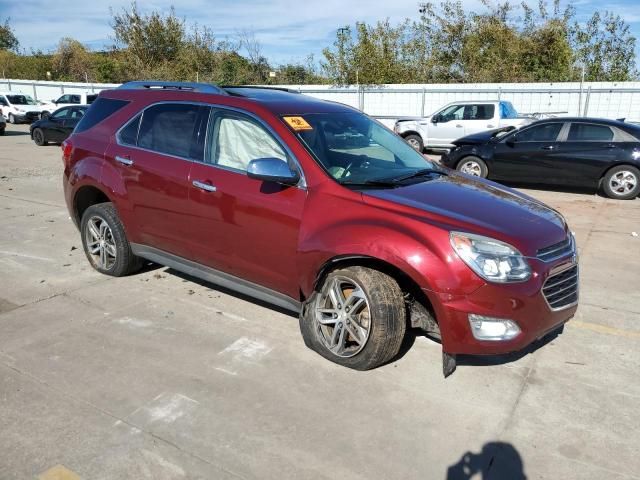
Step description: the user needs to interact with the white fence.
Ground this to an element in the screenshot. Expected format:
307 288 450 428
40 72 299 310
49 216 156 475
3 78 640 126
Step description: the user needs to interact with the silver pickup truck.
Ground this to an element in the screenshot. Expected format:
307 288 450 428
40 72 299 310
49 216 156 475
394 100 533 151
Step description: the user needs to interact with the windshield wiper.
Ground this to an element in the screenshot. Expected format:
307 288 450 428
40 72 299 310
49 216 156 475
340 179 401 188
380 167 447 184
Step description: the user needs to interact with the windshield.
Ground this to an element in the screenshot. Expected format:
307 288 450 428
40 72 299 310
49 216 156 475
6 94 37 106
287 112 436 185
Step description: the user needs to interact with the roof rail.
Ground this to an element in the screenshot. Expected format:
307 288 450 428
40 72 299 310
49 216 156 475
117 81 227 95
222 85 301 94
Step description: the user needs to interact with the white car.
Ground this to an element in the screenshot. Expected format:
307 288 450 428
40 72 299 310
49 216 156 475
394 100 533 151
0 92 55 124
49 92 98 109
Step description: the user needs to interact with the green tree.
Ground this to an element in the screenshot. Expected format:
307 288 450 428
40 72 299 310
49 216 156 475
0 18 19 52
571 11 638 81
52 38 94 81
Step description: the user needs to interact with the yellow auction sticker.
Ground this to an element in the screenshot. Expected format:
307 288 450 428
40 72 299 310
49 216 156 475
283 116 313 131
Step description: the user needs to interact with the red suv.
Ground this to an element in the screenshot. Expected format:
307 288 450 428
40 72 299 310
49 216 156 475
63 81 578 376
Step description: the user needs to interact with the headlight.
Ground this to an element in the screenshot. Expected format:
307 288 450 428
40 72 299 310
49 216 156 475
450 232 531 283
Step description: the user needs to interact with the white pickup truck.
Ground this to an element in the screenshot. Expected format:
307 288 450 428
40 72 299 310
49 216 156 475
394 100 533 151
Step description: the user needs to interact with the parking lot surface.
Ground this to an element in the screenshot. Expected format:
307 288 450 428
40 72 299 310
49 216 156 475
1 124 639 480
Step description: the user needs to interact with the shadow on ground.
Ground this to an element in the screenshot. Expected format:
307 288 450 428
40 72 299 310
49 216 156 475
447 442 526 479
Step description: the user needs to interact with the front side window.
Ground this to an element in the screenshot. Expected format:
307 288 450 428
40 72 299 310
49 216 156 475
568 124 614 142
464 104 495 120
137 103 202 159
69 108 85 119
70 95 81 104
515 123 563 142
289 112 436 185
57 95 71 103
207 111 286 171
438 104 465 122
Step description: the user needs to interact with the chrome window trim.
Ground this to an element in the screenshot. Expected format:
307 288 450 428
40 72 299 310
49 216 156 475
114 100 306 189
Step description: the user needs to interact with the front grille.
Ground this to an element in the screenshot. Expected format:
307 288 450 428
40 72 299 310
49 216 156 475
537 236 573 262
543 265 579 310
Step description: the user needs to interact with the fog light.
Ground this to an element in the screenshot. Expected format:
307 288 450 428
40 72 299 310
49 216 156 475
468 314 521 341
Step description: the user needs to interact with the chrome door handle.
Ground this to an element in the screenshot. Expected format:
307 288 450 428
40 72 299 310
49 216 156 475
192 180 217 192
542 145 555 150
456 124 463 128
487 124 495 128
115 155 133 166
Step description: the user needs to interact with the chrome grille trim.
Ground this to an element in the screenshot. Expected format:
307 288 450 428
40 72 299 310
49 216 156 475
537 235 574 262
542 265 579 311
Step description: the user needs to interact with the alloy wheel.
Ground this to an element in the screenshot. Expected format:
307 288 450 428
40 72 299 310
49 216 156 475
85 215 117 270
314 276 372 358
407 138 421 151
460 160 482 176
608 170 637 196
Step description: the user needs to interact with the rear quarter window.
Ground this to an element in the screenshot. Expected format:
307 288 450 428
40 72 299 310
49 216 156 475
74 97 129 134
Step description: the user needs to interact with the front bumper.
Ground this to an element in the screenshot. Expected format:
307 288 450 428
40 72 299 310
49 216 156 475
429 257 578 355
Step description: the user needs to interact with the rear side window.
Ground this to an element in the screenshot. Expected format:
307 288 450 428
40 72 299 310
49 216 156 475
74 97 129 134
568 124 614 142
517 123 563 142
87 94 98 104
118 114 141 146
464 104 495 120
137 103 203 159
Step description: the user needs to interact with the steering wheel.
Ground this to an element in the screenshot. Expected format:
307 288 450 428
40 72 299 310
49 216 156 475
340 155 369 179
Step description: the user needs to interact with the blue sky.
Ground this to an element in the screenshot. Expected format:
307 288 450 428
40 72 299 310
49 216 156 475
2 0 640 65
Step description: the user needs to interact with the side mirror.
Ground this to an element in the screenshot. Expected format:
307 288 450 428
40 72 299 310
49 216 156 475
247 157 300 185
51 99 57 104
431 115 440 124
505 135 517 147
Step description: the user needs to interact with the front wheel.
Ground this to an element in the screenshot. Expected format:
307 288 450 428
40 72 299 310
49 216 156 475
602 165 640 200
299 266 406 370
80 202 143 277
8 113 15 124
404 134 424 152
456 156 488 178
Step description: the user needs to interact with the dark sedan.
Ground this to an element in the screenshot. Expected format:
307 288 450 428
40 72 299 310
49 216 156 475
29 106 87 146
440 118 640 199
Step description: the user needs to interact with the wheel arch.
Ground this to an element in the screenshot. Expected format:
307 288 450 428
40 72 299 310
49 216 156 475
73 184 113 226
597 162 640 188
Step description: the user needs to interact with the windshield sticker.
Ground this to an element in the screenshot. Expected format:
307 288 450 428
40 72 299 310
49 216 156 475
283 116 313 131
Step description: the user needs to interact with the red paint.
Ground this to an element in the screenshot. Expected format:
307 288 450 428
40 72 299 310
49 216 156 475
63 87 577 356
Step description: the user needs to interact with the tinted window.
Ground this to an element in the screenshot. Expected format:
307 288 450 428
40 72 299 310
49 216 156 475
138 103 202 159
69 108 85 119
57 95 71 103
568 123 614 142
118 114 141 146
51 108 71 119
70 95 81 104
74 98 128 134
0 97 7 106
516 123 563 142
464 104 495 120
7 94 36 105
208 111 286 171
87 94 98 104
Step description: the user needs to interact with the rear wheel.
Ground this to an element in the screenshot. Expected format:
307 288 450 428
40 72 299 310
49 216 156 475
404 134 424 152
456 156 488 178
80 202 143 277
32 128 46 146
300 266 406 370
602 165 640 200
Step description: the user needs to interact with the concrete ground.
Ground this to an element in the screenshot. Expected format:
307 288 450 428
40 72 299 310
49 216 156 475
1 123 639 480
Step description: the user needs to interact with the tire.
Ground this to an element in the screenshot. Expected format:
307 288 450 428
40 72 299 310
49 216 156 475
602 165 640 200
32 128 46 146
0 128 4 136
404 134 424 152
80 202 143 277
8 113 15 124
456 155 488 178
299 266 406 370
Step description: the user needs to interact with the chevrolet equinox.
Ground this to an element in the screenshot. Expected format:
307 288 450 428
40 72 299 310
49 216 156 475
63 81 579 376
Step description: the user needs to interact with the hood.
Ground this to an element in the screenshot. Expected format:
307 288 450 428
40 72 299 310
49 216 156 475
361 173 567 255
452 127 515 146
